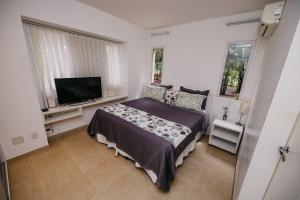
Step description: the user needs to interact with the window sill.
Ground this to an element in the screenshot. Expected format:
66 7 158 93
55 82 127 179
219 95 239 100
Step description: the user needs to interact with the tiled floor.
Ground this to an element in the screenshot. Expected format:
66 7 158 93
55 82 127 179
8 128 236 200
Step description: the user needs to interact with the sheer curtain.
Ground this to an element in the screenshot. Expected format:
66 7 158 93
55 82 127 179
23 23 122 108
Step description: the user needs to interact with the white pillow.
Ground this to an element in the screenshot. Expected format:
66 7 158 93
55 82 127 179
144 85 166 101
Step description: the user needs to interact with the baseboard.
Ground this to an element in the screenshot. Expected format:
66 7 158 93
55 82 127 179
7 144 49 162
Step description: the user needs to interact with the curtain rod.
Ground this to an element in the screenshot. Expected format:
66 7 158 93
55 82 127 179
22 19 123 44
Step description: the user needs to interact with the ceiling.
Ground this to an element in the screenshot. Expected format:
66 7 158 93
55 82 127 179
78 0 275 29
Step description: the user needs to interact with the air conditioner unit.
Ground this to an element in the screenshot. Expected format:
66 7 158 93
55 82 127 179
258 1 285 38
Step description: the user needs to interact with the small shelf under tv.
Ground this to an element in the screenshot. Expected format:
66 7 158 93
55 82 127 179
43 95 127 125
44 107 83 125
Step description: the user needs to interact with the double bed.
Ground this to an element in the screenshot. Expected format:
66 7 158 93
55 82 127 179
88 97 209 190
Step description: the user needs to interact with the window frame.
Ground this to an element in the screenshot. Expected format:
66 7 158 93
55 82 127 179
218 40 256 99
151 47 165 84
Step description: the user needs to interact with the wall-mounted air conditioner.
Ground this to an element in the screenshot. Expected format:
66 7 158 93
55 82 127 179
258 1 285 38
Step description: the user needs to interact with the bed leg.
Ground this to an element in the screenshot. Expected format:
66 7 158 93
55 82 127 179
115 149 118 157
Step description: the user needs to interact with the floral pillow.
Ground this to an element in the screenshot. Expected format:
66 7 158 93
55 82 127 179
175 91 206 112
164 90 179 105
144 85 166 101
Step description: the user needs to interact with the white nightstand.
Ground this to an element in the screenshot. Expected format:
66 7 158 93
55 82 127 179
209 119 243 154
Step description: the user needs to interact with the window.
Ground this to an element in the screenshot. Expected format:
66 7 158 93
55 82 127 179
219 42 253 98
152 48 164 84
23 22 122 108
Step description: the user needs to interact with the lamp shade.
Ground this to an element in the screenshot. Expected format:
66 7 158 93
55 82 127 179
240 101 250 114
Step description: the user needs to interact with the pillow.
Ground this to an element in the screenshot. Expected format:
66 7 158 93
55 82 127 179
164 90 179 105
145 85 166 101
175 91 206 112
151 83 173 90
180 86 209 109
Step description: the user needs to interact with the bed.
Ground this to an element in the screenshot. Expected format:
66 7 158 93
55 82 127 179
88 97 209 190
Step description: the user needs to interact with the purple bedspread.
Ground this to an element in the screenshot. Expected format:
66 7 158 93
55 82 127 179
88 98 206 190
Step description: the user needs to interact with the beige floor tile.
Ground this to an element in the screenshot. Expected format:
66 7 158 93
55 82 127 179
84 156 130 192
100 173 160 200
8 157 37 188
176 157 203 185
8 129 236 200
89 190 110 200
38 157 83 196
58 130 93 147
152 176 193 200
34 151 72 174
48 175 97 200
67 142 112 172
188 177 229 200
10 177 47 200
29 140 66 163
192 165 233 200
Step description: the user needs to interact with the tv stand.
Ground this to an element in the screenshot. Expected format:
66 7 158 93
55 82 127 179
43 95 127 125
69 99 96 106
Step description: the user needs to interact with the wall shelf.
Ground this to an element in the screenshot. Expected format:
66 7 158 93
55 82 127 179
43 95 127 125
44 107 83 125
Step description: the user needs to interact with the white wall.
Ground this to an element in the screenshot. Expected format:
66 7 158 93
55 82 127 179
146 10 266 125
239 18 300 200
0 0 147 159
234 0 300 199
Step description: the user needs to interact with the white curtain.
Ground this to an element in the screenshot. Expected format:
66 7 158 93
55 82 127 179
23 23 122 108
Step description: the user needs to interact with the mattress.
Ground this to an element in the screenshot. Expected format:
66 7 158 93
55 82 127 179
88 97 208 190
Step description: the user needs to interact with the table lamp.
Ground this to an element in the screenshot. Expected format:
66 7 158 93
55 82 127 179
236 101 250 126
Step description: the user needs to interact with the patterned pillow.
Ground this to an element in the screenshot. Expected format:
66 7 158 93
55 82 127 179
175 91 206 112
180 86 209 109
164 90 179 105
144 85 166 101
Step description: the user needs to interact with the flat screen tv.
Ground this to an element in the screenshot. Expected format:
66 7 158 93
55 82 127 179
55 77 102 105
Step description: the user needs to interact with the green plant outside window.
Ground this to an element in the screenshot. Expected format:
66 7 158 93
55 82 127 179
152 48 164 84
220 43 253 98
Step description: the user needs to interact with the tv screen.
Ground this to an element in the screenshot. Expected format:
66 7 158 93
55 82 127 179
55 77 102 104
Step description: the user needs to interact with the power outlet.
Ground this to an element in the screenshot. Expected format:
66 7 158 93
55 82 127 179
31 132 39 139
12 136 24 145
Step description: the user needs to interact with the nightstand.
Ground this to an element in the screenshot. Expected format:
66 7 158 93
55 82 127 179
209 119 243 154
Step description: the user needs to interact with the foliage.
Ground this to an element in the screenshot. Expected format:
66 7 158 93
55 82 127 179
153 48 164 83
220 43 251 97
155 48 163 62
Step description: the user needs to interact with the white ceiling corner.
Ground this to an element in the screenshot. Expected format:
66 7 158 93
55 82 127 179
78 0 277 29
